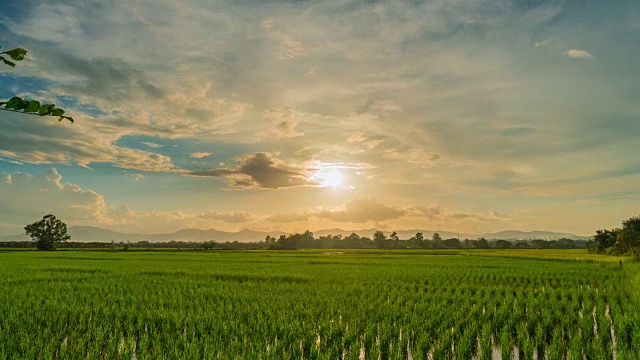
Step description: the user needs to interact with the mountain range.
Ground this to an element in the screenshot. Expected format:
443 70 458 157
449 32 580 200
0 226 590 243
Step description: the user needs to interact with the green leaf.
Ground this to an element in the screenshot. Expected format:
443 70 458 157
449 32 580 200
61 116 74 124
38 104 55 115
4 97 23 110
16 99 29 110
50 108 65 116
4 48 27 61
0 56 15 67
25 100 41 113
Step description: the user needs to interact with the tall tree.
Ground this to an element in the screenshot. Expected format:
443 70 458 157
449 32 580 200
593 229 619 252
24 214 71 251
474 238 490 249
431 232 443 249
409 232 424 248
373 231 387 249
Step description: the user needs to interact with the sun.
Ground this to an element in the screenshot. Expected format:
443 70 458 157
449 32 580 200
322 169 344 188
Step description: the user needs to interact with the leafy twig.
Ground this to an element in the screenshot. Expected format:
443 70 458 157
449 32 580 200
0 47 26 67
0 97 74 123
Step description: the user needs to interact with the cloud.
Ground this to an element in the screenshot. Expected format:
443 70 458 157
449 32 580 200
0 157 23 165
318 199 405 223
104 206 258 228
364 139 385 149
407 149 440 168
142 142 164 149
0 168 260 234
576 194 640 204
43 53 163 102
263 199 512 228
1 0 637 235
187 152 316 189
0 112 177 172
409 205 508 223
563 49 593 59
190 152 213 159
347 132 367 143
369 100 403 112
267 199 405 223
345 132 385 154
197 211 257 223
534 40 548 48
261 108 304 139
383 148 440 168
264 212 312 223
0 168 110 226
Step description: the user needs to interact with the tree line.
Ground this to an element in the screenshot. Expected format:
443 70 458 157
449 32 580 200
3 229 587 251
23 214 640 252
262 230 587 250
589 215 640 259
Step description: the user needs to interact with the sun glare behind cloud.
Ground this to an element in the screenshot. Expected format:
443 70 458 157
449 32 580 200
0 0 637 238
322 169 344 188
309 163 349 189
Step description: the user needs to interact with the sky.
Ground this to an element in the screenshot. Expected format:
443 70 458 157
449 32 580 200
1 0 639 237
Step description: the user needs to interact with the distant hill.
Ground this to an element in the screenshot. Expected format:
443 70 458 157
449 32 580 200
0 226 589 243
69 226 147 243
0 226 146 243
479 230 588 241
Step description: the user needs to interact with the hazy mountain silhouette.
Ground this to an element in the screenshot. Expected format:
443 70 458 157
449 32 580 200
0 226 588 242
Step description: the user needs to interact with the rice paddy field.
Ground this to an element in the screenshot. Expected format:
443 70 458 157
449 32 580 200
1 249 639 359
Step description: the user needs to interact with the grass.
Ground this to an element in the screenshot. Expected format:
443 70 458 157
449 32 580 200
0 249 638 359
460 248 627 262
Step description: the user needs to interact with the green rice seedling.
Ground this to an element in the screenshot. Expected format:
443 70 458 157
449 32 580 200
478 324 493 360
499 327 513 360
0 250 632 359
432 330 453 360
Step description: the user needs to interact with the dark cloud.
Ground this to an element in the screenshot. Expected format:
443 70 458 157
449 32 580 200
45 51 163 102
188 152 315 189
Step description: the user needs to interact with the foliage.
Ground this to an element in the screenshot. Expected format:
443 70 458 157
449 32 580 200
592 228 620 252
201 240 218 250
616 216 640 260
373 230 387 249
0 47 26 67
0 250 636 358
0 46 74 123
442 238 462 248
473 237 490 248
24 214 71 251
591 216 640 259
494 239 514 249
0 96 74 123
408 232 424 248
267 231 315 250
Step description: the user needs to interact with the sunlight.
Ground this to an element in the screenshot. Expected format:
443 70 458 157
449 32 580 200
308 162 359 190
322 169 344 188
